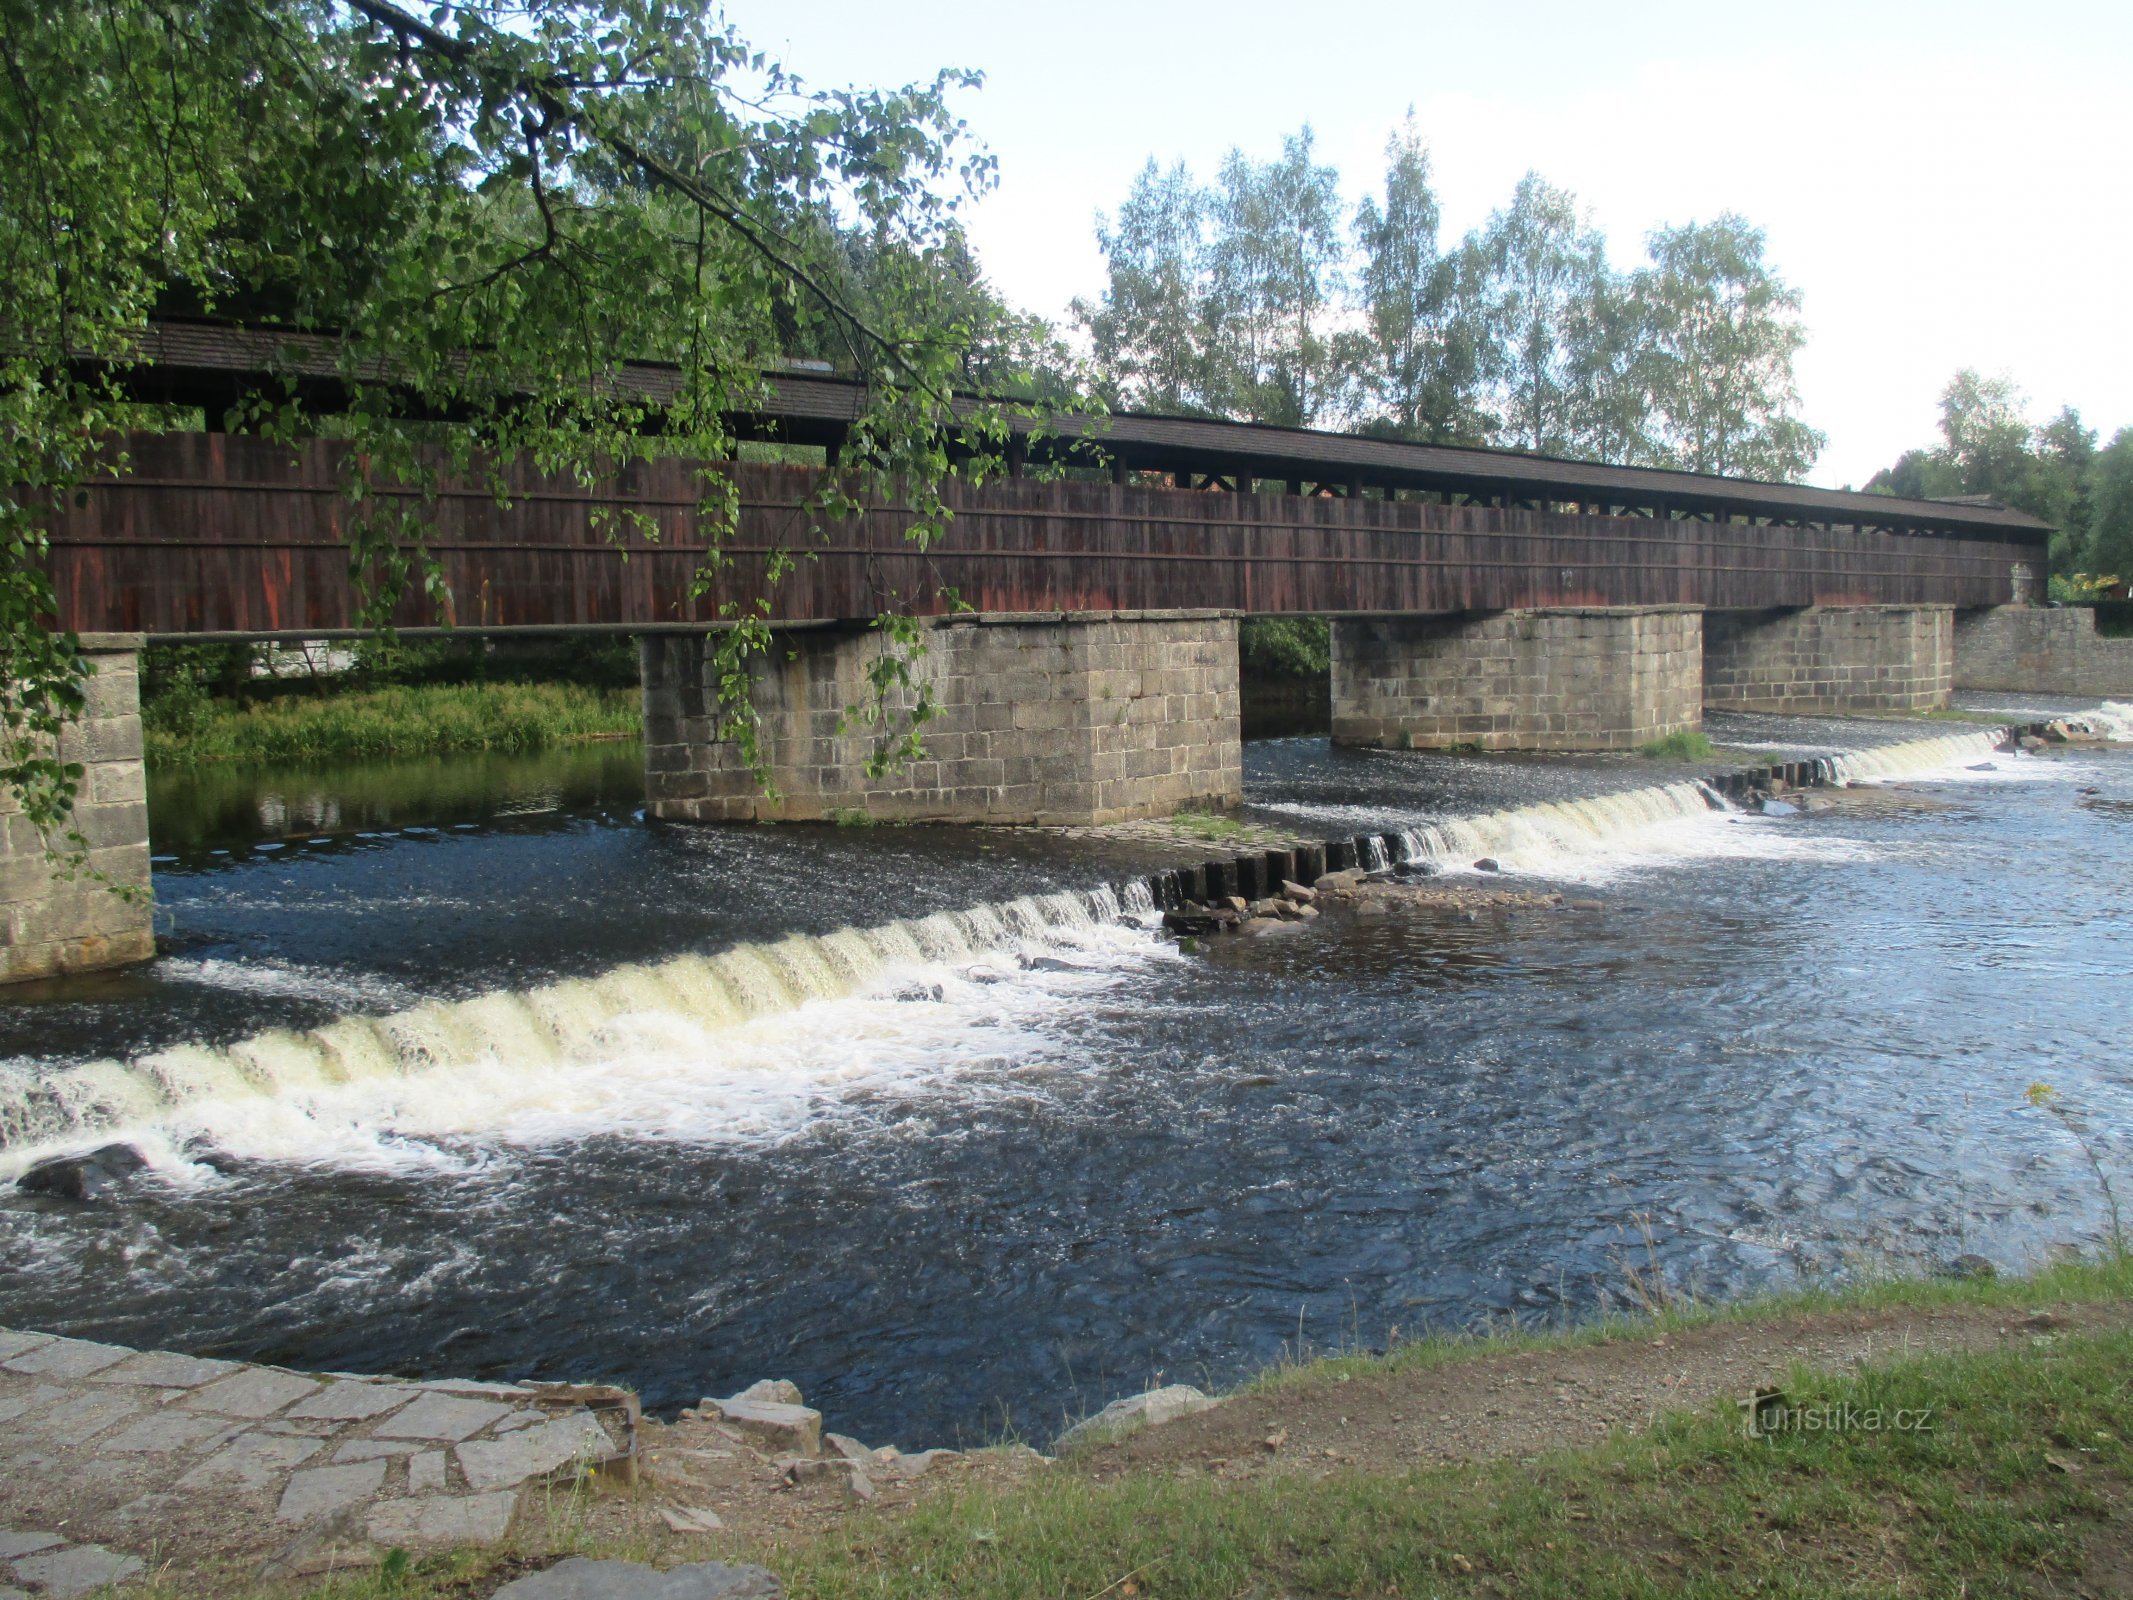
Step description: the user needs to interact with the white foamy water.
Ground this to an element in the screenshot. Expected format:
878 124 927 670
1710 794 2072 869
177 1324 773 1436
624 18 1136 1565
0 885 1165 1179
1272 728 2047 883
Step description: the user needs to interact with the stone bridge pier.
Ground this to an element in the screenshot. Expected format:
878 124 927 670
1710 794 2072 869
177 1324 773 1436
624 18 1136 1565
642 611 1243 825
0 635 156 983
1329 607 1705 752
1702 606 1953 715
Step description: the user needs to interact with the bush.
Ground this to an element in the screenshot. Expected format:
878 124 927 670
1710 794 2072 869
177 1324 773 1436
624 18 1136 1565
145 681 640 768
1239 617 1330 679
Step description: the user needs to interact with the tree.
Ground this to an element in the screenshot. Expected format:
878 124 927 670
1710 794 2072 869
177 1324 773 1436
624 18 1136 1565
1633 216 1823 480
2088 430 2133 581
1469 173 1612 455
1072 159 1210 414
1350 116 1486 444
1 0 1019 851
1865 372 2119 581
1936 370 2037 500
1203 128 1346 427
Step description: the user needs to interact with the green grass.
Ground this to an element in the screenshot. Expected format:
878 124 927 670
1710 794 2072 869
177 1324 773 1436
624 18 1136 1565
765 1327 2132 1600
144 682 641 767
1171 809 1249 842
127 1257 2130 1599
1637 729 1716 760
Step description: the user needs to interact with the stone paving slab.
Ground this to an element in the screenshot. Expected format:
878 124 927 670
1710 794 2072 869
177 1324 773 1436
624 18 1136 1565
8 1544 145 1599
459 1413 612 1493
3 1336 132 1381
178 1366 319 1418
0 1324 632 1593
286 1379 423 1422
365 1490 518 1548
0 1384 66 1425
94 1351 239 1389
374 1391 513 1443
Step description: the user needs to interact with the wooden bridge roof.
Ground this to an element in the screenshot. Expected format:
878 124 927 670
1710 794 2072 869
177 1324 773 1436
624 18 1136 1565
89 319 2049 545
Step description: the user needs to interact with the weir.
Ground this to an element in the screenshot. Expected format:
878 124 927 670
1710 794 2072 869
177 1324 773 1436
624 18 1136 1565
0 724 2021 1177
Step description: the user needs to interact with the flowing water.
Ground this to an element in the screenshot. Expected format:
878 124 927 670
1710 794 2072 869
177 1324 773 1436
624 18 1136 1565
2 711 2130 1447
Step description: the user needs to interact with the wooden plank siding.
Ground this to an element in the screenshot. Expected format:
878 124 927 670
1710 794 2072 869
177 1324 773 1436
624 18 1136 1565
40 434 2029 638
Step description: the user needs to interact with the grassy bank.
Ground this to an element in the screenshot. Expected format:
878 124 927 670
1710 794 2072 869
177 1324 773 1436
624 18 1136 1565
144 681 641 767
199 1256 2131 1600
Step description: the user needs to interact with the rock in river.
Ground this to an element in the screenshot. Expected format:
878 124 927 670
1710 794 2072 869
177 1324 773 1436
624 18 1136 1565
16 1143 148 1201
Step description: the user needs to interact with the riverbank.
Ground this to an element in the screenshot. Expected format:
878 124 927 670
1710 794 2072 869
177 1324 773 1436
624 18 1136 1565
145 681 641 768
26 1253 2125 1597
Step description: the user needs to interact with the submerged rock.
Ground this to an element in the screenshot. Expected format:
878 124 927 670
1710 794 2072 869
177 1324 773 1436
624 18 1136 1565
16 1143 148 1201
1472 858 1501 873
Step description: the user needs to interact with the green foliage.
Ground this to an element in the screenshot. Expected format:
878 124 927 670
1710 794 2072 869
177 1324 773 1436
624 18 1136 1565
1237 617 1330 679
1076 126 1821 475
144 682 637 767
1637 729 1714 760
1349 116 1487 445
1867 373 2131 578
1632 215 1824 479
1 0 1050 851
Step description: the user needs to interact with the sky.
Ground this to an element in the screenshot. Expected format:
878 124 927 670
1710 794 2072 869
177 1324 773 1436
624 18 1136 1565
718 1 2133 489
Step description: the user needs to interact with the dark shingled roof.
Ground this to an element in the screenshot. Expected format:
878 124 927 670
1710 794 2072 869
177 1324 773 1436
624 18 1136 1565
87 319 2050 545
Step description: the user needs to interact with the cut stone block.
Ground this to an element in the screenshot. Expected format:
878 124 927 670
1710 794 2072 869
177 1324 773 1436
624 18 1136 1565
92 1350 239 1389
179 1367 320 1418
708 1398 820 1457
456 1412 611 1491
364 1491 516 1548
276 1459 387 1523
284 1381 423 1422
9 1545 146 1599
2 1336 132 1381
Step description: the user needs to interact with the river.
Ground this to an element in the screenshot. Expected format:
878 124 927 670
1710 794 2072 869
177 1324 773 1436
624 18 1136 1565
1 702 2128 1449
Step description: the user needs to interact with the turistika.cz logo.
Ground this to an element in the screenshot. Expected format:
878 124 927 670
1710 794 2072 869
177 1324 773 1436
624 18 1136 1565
1740 1388 1934 1439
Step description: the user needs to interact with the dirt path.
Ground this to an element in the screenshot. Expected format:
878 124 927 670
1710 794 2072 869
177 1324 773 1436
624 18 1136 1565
1074 1299 2133 1484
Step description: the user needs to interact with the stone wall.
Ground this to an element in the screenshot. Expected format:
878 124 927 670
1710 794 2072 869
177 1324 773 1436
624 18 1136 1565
642 612 1242 825
0 638 155 983
1953 605 2133 697
1702 606 1953 714
1329 607 1704 752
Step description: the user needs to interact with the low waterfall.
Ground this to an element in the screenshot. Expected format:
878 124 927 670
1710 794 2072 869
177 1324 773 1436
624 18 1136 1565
1827 728 2007 783
0 882 1152 1170
1381 780 1727 873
